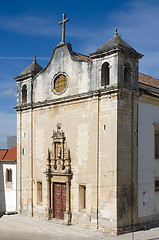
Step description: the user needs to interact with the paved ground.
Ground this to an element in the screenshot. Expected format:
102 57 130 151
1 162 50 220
0 214 159 240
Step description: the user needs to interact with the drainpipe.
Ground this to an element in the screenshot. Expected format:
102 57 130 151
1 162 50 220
131 91 134 229
20 110 22 212
31 82 34 217
97 93 100 229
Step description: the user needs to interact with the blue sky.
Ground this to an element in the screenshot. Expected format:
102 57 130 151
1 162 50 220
0 0 159 147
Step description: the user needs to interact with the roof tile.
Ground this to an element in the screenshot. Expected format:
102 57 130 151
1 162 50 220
72 52 92 62
0 149 8 160
139 73 159 89
0 146 17 161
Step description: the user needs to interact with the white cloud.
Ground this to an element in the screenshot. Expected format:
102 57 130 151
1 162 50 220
68 1 159 57
0 57 49 60
110 1 159 47
0 88 16 98
84 0 159 78
0 78 16 98
0 15 59 36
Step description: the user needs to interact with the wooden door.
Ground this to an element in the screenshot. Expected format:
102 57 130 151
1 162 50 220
53 183 66 219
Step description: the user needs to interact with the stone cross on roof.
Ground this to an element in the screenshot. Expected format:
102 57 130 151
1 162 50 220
59 13 69 43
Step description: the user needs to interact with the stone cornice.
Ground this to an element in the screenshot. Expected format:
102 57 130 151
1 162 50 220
139 92 159 106
138 82 159 94
14 73 33 81
14 86 119 111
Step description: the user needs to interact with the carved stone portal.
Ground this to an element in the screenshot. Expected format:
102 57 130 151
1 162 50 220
44 123 72 225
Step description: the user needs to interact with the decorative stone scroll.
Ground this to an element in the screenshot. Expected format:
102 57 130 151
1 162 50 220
45 123 71 177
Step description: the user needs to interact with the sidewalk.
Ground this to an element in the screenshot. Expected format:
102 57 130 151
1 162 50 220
0 214 159 240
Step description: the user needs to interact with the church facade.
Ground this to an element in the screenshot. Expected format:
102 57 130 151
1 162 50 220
14 18 159 234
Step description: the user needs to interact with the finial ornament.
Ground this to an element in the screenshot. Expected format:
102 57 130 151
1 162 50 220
115 28 118 36
33 56 36 63
59 13 69 43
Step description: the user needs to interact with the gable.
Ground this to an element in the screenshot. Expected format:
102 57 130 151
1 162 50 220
33 43 93 103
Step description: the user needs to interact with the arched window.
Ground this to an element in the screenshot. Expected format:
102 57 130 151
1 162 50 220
101 62 109 87
124 62 131 88
22 85 27 103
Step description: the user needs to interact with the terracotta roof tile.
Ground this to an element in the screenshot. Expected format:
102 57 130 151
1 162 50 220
139 73 159 89
72 52 93 62
0 149 7 160
1 146 17 161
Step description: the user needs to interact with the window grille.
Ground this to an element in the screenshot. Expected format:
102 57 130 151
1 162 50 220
54 75 67 93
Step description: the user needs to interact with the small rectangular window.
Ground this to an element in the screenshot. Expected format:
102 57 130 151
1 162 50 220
6 169 12 182
155 179 159 191
155 131 159 159
6 169 12 188
79 185 86 211
37 182 42 204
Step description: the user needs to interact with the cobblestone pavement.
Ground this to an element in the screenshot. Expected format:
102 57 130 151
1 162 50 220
0 214 159 240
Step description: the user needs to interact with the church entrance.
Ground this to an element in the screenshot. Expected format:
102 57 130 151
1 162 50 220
53 183 66 219
45 124 72 224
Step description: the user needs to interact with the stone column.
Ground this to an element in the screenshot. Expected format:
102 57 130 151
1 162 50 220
45 150 51 219
46 176 51 220
64 178 71 225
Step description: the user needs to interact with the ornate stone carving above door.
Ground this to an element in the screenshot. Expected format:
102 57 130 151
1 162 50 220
49 123 71 174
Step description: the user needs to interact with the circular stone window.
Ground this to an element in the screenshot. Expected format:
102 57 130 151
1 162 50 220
54 74 67 94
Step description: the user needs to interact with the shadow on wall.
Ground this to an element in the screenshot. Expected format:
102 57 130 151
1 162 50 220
0 163 6 216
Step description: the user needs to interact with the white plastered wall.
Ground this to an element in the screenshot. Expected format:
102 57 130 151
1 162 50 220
3 163 16 212
0 162 5 214
138 100 159 217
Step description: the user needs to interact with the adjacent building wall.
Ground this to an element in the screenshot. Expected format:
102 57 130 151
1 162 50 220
0 162 5 215
3 163 16 212
138 96 159 222
0 162 16 214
